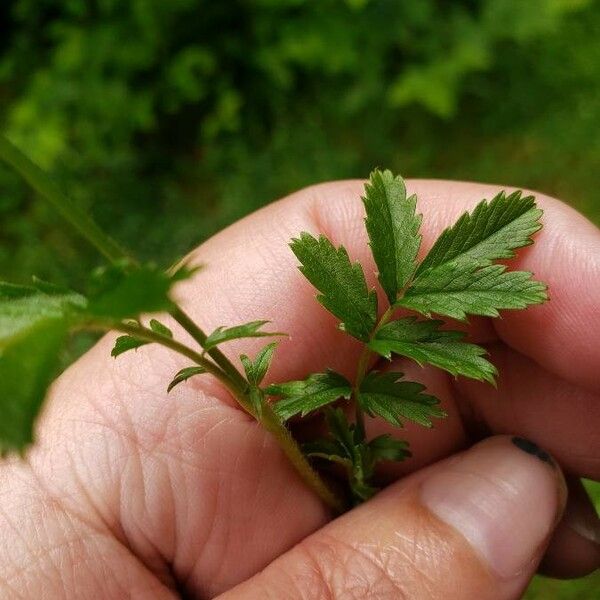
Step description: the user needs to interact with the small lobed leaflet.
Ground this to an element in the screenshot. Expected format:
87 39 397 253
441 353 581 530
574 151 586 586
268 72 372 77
240 342 278 386
269 371 352 421
358 371 446 428
369 317 496 383
204 320 284 351
111 335 147 357
414 190 542 277
167 366 207 393
290 233 378 341
397 263 547 320
362 169 422 303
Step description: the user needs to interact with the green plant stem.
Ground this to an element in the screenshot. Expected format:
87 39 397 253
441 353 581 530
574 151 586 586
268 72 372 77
0 135 344 512
0 136 126 264
95 318 253 403
353 305 396 432
94 318 345 512
260 403 346 513
170 306 248 390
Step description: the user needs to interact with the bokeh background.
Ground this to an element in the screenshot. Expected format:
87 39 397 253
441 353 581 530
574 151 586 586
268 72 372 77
0 1 598 596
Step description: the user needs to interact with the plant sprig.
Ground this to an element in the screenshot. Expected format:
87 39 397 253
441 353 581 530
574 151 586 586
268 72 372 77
266 169 546 501
0 137 547 508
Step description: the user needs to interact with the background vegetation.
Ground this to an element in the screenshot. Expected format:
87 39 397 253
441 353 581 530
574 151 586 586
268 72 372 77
0 1 597 596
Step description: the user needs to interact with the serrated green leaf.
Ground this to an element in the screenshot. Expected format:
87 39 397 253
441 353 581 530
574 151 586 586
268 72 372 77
268 371 352 421
363 169 422 303
86 264 173 319
369 317 496 383
240 342 277 386
111 335 148 357
397 263 547 320
0 316 68 453
358 371 446 428
324 406 358 452
397 191 547 319
290 233 377 341
149 318 173 338
368 435 412 462
415 191 542 277
167 366 207 392
204 320 283 351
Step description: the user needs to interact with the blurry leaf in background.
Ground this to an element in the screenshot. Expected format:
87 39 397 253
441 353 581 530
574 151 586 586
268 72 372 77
86 263 174 319
0 294 70 452
0 317 67 453
0 0 597 290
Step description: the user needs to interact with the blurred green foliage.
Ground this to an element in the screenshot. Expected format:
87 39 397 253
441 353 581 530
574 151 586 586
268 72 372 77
0 1 598 595
1 0 598 287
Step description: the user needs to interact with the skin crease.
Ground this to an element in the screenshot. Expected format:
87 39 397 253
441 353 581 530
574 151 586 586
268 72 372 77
0 179 597 598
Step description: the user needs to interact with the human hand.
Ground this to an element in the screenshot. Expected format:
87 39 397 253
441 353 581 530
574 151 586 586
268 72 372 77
0 180 598 599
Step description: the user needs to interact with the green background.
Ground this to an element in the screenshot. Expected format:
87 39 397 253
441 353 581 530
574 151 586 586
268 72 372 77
0 1 598 596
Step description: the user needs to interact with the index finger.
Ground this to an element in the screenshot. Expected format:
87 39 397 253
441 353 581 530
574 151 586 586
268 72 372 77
181 179 600 393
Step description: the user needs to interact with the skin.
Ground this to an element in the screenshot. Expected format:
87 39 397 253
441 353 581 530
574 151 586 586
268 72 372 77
0 180 598 599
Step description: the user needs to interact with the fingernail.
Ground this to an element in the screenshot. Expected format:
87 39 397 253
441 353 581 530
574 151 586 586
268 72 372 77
421 436 566 579
511 436 555 467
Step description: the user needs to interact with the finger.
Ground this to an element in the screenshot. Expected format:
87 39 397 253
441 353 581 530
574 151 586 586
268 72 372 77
220 436 567 600
350 353 600 579
454 344 600 479
540 476 600 578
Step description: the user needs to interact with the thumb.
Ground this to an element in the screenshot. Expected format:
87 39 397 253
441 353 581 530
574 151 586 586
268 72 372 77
219 435 567 600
